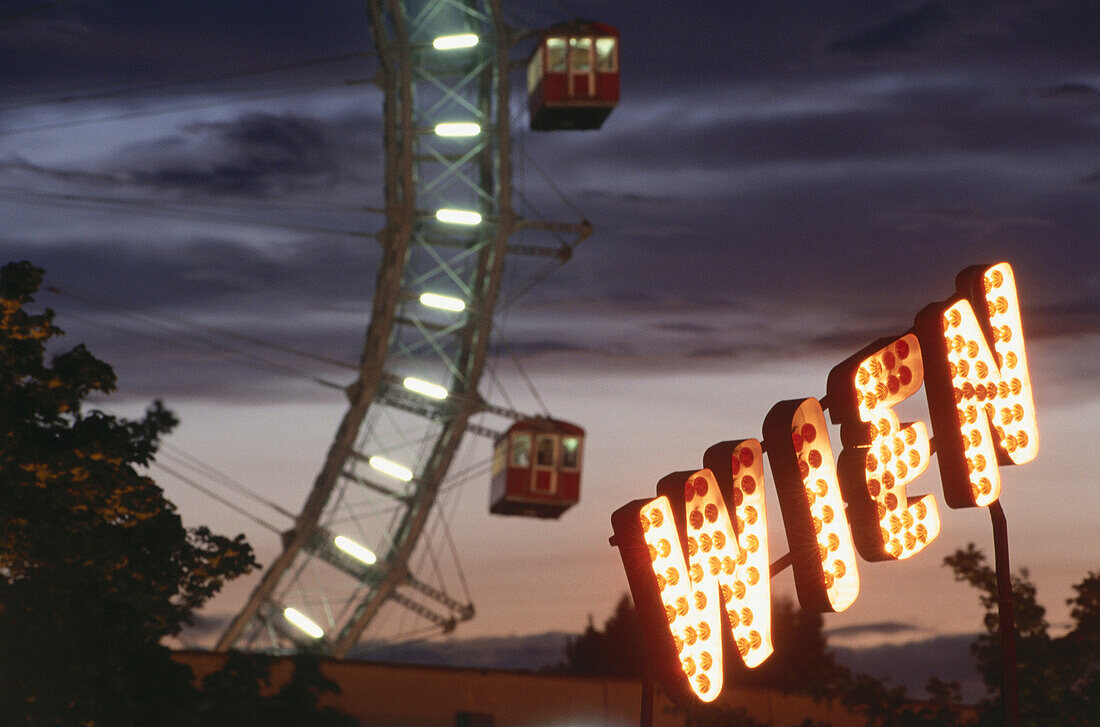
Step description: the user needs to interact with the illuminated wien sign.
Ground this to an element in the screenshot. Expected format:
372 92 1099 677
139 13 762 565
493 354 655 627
610 262 1038 705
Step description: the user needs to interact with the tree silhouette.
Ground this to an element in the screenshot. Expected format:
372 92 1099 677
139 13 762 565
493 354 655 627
841 547 1100 727
0 261 268 725
944 544 1099 727
562 591 848 696
563 594 644 677
575 559 1099 726
192 651 357 727
727 595 847 697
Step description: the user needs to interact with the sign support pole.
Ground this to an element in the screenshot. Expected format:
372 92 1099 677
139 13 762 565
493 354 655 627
989 501 1020 727
640 671 653 727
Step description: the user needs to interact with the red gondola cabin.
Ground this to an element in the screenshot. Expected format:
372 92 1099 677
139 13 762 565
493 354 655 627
527 21 619 131
490 418 584 518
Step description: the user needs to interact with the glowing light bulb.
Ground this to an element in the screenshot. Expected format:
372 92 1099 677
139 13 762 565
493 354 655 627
435 208 482 225
283 607 324 639
419 292 465 312
432 33 478 50
369 455 413 482
334 535 377 565
402 376 448 400
434 122 481 137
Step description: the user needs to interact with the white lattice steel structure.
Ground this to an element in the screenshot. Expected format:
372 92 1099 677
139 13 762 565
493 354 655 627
216 0 587 656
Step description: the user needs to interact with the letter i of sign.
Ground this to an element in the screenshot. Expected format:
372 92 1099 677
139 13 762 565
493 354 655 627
764 398 860 614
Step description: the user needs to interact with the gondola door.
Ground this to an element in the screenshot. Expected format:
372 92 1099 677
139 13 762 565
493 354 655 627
531 434 558 494
567 37 594 99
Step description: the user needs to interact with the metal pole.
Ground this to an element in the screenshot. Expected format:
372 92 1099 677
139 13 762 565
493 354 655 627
989 501 1020 727
640 672 654 727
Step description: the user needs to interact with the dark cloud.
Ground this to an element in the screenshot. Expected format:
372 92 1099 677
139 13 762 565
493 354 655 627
1042 82 1100 98
826 620 925 637
576 181 1086 314
6 203 1093 404
827 1 953 58
681 326 907 365
0 155 122 185
684 344 787 362
350 631 572 670
0 2 64 32
116 112 376 198
0 106 385 235
490 339 592 357
0 0 372 93
3 0 1098 399
547 81 1099 182
0 236 373 402
6 235 382 314
885 204 1058 243
823 0 1100 65
652 321 716 334
832 633 983 700
1027 295 1100 338
4 0 1096 104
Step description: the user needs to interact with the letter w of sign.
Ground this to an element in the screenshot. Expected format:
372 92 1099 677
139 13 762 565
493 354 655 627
611 440 773 703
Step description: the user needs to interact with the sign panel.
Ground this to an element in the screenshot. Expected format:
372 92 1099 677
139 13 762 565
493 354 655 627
610 262 1039 707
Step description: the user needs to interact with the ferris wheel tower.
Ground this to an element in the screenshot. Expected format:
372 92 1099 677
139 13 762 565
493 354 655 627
216 0 616 656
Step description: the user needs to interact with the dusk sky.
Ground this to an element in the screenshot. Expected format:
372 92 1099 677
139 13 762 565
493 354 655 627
2 0 1098 653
